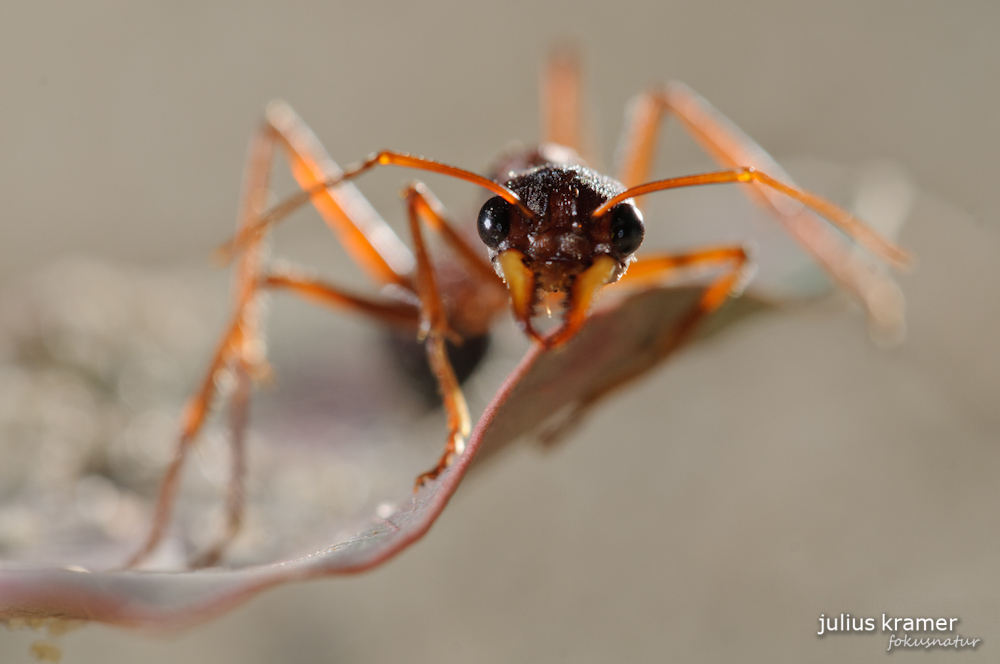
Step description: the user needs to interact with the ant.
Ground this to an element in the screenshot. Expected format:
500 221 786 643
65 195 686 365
126 52 909 569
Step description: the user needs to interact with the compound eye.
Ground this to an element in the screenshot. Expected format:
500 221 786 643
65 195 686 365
477 196 511 249
610 203 644 256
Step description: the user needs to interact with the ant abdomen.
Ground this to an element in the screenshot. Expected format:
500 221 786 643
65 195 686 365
385 330 491 408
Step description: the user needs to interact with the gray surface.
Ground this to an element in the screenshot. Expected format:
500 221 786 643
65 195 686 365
1 1 999 662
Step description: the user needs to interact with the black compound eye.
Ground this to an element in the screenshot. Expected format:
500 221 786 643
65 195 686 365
477 195 511 249
610 203 644 255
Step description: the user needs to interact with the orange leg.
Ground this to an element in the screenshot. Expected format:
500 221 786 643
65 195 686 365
263 101 416 288
188 360 252 569
613 83 907 333
126 119 275 568
124 302 264 568
126 104 447 568
128 278 426 568
129 95 511 564
401 183 476 487
617 245 754 309
539 244 752 446
405 181 499 287
235 185 499 545
540 47 586 158
262 270 422 330
183 272 424 569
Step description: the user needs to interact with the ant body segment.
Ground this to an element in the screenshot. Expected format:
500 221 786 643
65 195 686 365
127 53 909 569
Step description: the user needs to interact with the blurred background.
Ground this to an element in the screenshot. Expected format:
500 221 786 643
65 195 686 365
1 1 999 662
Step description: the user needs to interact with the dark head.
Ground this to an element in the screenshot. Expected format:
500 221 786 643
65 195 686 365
476 163 644 345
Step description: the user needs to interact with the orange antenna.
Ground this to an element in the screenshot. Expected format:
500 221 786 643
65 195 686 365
220 150 534 260
593 168 912 270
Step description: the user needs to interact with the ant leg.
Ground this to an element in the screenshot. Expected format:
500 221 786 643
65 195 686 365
264 181 503 487
189 360 251 569
262 101 415 287
261 270 421 329
132 279 421 569
541 47 586 157
539 245 751 447
126 118 277 569
232 182 498 496
616 245 754 311
127 104 425 568
124 304 263 568
405 182 500 288
613 84 905 333
400 184 480 488
185 275 421 568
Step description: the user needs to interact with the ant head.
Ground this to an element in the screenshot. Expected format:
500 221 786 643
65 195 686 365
476 163 644 343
